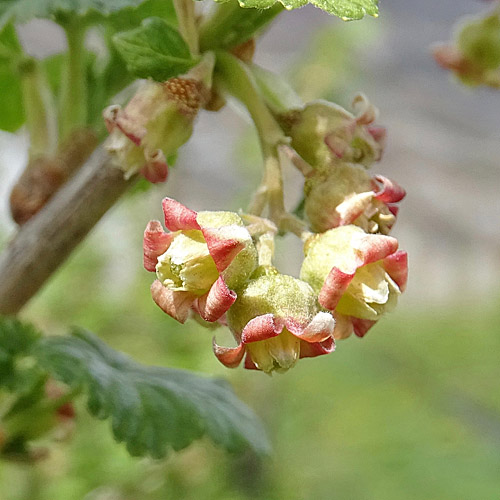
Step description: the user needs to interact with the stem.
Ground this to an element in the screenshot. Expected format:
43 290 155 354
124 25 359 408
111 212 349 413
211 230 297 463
215 51 287 223
199 1 283 52
59 22 88 143
18 59 58 159
0 147 135 315
173 0 199 54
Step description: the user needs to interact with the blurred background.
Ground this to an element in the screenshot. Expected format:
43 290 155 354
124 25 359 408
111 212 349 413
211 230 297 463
1 0 500 498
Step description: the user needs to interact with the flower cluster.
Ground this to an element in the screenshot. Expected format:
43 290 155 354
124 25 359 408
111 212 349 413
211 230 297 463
143 93 407 374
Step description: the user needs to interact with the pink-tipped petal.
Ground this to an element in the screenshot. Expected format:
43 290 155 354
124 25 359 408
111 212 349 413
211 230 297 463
288 312 335 343
150 280 197 324
162 198 200 231
197 277 237 322
141 149 168 184
202 228 244 273
372 175 406 204
143 221 173 272
212 339 245 368
351 317 376 337
319 267 355 311
332 312 354 340
354 234 399 266
383 250 408 292
299 337 336 358
241 314 282 344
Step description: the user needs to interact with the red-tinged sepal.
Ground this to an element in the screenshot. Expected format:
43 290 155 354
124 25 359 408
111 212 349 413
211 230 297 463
212 339 246 368
197 277 237 322
143 221 173 272
372 175 406 204
318 267 355 311
202 227 245 274
162 198 200 231
141 149 168 184
150 280 197 324
299 336 336 358
383 250 408 292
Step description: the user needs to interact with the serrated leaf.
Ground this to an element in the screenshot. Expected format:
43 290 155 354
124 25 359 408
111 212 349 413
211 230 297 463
216 0 378 20
113 17 198 81
35 328 270 458
0 316 41 386
0 0 159 27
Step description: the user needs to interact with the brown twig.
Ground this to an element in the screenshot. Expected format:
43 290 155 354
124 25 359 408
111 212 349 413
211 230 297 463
0 146 135 315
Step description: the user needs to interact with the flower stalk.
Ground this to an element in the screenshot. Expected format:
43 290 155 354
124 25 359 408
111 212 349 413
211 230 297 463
59 21 88 143
214 51 293 230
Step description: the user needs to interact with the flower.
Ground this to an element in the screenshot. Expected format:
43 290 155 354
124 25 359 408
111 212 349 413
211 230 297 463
144 198 258 323
213 267 336 374
304 163 405 234
300 225 408 339
104 77 207 183
280 93 385 170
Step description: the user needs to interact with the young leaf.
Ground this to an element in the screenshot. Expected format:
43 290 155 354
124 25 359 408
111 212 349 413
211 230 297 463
215 0 378 21
34 328 270 458
113 17 199 81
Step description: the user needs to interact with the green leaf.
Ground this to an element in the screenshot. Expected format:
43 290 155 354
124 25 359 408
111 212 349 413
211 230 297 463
0 21 21 61
35 328 270 458
0 316 41 388
113 17 198 81
0 0 161 27
103 0 178 31
215 0 378 21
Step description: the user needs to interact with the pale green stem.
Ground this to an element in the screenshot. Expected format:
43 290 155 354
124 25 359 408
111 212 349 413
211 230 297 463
215 52 288 224
256 233 275 267
59 22 87 143
19 59 58 159
173 0 199 55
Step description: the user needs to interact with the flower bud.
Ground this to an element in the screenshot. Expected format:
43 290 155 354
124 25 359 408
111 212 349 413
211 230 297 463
213 267 336 374
304 163 405 234
104 58 212 183
280 94 384 170
144 198 258 323
300 226 408 339
433 10 500 88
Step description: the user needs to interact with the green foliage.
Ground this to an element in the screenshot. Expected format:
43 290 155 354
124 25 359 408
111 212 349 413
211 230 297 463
215 0 378 21
0 22 24 131
0 0 156 27
0 316 41 389
34 328 270 458
113 17 199 81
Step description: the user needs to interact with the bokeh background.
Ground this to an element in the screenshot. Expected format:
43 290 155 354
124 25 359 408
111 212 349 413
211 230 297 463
1 0 500 498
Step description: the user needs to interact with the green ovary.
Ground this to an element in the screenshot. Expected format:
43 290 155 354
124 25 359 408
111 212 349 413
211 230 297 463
156 231 219 294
